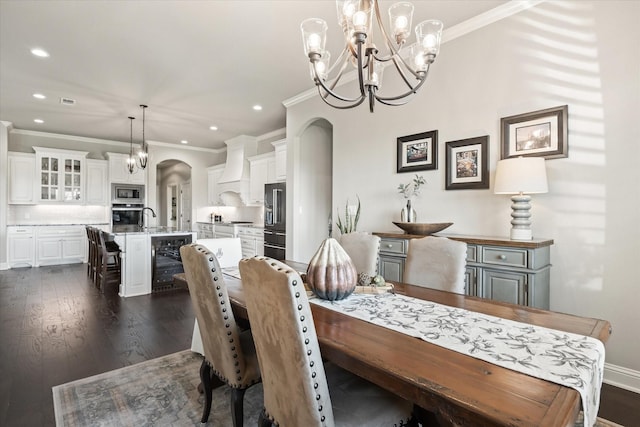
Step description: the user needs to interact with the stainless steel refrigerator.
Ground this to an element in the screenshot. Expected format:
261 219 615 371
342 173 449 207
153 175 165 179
264 182 286 260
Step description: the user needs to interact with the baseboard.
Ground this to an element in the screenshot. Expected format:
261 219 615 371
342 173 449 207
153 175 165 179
604 362 640 394
0 262 8 270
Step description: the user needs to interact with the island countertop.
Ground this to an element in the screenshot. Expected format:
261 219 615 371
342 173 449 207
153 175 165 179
108 225 194 235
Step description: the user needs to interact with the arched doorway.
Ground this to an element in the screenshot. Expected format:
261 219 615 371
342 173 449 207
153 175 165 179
293 119 333 261
156 159 191 228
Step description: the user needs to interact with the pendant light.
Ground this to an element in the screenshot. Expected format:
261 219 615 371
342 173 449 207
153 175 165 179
138 104 148 169
127 116 136 174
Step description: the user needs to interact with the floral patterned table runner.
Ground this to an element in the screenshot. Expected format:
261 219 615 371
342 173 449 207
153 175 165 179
310 293 605 427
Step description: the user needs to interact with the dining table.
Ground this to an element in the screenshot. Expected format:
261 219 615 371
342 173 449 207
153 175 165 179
220 260 612 427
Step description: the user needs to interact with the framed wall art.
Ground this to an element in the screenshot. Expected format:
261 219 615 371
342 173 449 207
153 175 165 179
397 130 438 173
500 105 568 159
445 136 489 190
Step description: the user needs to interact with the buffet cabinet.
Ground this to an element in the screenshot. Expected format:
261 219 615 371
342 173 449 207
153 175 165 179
375 233 553 309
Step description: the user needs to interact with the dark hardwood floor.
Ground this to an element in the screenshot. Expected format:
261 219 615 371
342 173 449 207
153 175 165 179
0 263 638 426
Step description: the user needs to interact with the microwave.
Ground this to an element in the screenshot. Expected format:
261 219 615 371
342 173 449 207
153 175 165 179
111 184 145 204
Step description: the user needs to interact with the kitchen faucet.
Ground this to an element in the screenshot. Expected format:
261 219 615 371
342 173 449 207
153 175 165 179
139 207 157 228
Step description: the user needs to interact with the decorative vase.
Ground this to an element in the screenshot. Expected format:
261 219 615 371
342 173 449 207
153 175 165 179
306 238 357 301
401 199 417 223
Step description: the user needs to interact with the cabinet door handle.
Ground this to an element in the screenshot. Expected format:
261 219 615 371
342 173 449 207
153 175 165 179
498 255 507 260
387 244 393 248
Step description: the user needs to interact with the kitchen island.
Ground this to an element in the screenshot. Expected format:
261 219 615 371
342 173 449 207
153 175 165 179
108 226 196 297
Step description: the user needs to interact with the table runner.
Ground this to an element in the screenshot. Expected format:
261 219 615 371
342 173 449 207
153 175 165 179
311 293 605 427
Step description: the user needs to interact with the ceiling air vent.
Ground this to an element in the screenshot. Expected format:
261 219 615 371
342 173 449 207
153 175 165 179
60 97 76 106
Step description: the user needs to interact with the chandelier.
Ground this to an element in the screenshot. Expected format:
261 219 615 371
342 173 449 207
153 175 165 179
301 0 443 112
138 104 148 169
127 116 136 174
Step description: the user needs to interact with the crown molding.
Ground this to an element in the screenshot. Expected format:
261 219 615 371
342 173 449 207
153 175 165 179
283 0 546 109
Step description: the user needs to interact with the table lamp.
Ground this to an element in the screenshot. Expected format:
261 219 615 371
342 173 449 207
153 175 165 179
494 157 548 240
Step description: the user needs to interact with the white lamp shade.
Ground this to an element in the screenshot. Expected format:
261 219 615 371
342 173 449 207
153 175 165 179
494 157 548 194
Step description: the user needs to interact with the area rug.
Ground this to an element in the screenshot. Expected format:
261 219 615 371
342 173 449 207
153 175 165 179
52 350 263 426
52 350 623 427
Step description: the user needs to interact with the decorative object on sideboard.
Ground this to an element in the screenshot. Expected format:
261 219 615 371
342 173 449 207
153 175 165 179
494 156 548 241
445 136 490 190
126 116 136 174
336 195 361 235
306 238 357 301
398 174 425 222
138 104 149 169
300 1 443 112
501 105 568 160
392 221 453 236
397 130 438 173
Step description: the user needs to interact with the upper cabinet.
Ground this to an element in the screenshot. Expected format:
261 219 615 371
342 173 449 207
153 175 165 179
33 147 88 203
8 152 36 204
106 152 146 185
207 164 225 206
85 159 109 205
271 139 286 182
248 152 276 205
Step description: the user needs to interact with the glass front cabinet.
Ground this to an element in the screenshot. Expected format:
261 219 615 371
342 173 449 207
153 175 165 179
34 147 88 202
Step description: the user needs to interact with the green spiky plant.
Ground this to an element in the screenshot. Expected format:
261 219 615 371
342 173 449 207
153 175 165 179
336 196 361 235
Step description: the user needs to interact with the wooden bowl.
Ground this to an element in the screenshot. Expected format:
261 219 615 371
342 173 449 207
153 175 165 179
392 222 453 236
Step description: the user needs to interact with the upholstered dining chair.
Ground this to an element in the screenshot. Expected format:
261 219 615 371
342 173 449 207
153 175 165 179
191 238 244 355
338 231 381 277
239 256 418 427
404 236 467 294
180 243 261 426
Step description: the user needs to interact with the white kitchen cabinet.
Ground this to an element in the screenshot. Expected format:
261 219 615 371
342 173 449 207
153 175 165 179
7 226 35 267
207 164 225 205
237 226 264 258
196 222 214 239
85 159 109 205
34 147 88 203
248 152 275 205
36 226 86 266
8 152 36 204
271 139 286 182
106 152 146 184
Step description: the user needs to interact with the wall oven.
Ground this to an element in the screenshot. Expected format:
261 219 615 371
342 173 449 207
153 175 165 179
111 204 143 228
111 183 145 205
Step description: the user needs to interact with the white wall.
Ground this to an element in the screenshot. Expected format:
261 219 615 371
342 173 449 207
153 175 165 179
286 1 640 390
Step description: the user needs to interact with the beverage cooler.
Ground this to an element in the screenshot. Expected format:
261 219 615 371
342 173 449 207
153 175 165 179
264 182 286 260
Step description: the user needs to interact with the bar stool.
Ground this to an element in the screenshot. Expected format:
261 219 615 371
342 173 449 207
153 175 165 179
96 230 122 293
85 226 95 281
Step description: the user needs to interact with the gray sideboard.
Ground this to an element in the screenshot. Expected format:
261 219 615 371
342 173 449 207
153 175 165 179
374 232 554 309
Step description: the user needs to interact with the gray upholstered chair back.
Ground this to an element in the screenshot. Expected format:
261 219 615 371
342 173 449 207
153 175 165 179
404 236 467 294
338 232 381 277
180 243 259 388
239 257 334 427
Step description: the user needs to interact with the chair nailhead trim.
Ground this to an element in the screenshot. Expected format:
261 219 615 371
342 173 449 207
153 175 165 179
314 382 318 389
300 315 305 321
305 339 309 344
312 372 316 378
292 279 298 285
295 292 300 297
307 349 312 356
316 394 321 400
321 415 325 422
298 304 303 310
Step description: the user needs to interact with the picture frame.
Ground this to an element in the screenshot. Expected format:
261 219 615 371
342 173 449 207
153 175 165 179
445 136 489 190
500 105 568 159
396 130 438 173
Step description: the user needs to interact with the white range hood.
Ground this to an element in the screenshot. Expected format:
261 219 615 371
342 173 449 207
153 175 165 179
216 135 257 206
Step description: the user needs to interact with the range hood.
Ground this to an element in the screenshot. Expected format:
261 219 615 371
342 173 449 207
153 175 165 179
216 135 257 206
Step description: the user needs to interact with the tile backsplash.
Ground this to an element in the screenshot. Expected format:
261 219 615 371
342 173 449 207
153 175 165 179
8 205 110 225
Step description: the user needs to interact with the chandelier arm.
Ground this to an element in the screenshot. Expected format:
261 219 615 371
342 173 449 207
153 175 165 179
356 39 366 95
327 51 352 92
313 65 367 104
375 68 430 102
374 96 413 107
317 86 367 109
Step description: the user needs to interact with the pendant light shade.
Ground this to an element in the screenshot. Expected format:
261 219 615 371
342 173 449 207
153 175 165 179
127 116 136 174
138 104 149 169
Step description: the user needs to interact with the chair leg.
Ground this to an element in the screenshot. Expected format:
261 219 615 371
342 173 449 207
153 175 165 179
200 358 213 423
231 387 246 427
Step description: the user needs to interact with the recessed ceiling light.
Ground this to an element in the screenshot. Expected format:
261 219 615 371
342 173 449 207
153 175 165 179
209 125 218 131
30 48 49 58
34 119 44 124
253 105 262 111
180 140 188 144
33 93 46 99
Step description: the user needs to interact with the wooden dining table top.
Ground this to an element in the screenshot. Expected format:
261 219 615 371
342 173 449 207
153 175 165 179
222 260 612 427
